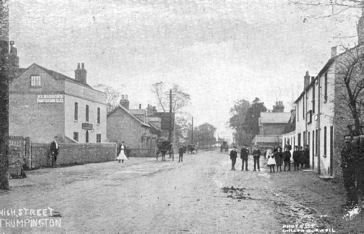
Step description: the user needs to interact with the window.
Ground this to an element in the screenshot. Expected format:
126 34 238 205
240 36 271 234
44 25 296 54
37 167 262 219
315 130 319 156
97 107 100 124
298 133 301 147
324 73 328 103
303 96 305 119
86 105 89 122
312 84 316 113
86 130 89 143
74 102 78 121
30 75 41 87
307 110 312 124
330 126 334 176
303 131 306 146
96 134 101 143
324 126 327 156
73 132 79 142
297 103 299 121
312 130 315 157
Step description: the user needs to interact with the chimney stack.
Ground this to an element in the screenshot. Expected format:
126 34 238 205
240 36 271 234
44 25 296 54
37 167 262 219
139 104 142 109
331 46 337 57
304 71 310 89
119 94 129 109
9 41 19 68
75 62 87 84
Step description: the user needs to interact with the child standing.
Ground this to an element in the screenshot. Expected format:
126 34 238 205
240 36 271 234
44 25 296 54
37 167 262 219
267 149 276 173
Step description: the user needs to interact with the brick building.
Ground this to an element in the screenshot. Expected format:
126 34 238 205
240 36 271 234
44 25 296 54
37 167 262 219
10 61 107 143
107 98 158 156
282 10 364 177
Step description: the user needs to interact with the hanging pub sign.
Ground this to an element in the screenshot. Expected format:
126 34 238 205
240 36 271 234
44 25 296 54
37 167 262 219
37 94 64 103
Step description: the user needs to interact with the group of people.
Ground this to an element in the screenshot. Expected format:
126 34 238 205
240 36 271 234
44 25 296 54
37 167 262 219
156 143 188 163
267 145 310 173
229 146 262 171
229 144 310 173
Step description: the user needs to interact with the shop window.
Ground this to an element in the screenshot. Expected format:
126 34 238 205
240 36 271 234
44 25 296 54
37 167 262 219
74 102 78 121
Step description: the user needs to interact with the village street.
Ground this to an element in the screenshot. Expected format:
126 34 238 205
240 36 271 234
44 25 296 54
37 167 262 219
0 150 360 234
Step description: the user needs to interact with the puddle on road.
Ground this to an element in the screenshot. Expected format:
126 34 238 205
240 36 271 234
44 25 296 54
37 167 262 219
221 186 252 200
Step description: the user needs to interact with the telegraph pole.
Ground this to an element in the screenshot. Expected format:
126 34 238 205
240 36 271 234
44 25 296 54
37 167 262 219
0 0 9 190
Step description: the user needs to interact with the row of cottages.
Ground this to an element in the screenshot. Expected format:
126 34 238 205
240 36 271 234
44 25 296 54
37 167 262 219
9 44 162 156
253 101 291 149
282 10 364 178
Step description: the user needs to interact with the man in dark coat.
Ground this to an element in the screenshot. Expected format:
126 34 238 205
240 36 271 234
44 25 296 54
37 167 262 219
229 146 238 170
298 146 305 169
240 147 249 171
341 136 357 208
252 146 261 171
50 138 59 167
283 147 291 171
178 145 185 162
293 146 300 171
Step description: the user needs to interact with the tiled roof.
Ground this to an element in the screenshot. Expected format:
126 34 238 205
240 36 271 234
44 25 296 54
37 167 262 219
253 135 282 143
260 112 291 124
108 105 150 128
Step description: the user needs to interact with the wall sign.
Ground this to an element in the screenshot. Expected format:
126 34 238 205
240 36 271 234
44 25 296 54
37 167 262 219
37 94 64 103
82 123 93 130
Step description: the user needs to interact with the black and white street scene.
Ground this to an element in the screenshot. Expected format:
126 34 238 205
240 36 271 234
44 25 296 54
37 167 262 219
3 0 364 233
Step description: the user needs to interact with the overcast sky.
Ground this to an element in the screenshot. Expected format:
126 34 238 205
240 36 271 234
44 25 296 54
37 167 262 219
9 0 361 139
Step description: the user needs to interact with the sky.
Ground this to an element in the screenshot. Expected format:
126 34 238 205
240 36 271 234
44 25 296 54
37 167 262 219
9 0 362 140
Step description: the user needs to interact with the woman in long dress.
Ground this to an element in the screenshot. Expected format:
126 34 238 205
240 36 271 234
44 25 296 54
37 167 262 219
116 142 128 163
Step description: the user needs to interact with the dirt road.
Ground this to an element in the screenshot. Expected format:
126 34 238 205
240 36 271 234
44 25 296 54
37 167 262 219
0 150 342 233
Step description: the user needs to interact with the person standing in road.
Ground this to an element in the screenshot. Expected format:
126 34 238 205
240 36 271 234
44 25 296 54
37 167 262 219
230 146 238 170
283 146 291 171
178 145 185 162
116 141 128 163
252 146 261 171
267 149 275 173
303 145 310 169
274 147 283 172
341 136 358 208
240 146 249 171
293 146 300 171
299 146 305 169
50 138 59 167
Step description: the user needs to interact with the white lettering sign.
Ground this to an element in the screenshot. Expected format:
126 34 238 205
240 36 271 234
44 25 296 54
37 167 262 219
37 95 64 103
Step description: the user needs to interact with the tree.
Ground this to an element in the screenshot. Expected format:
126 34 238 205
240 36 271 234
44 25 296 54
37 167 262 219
151 82 191 112
336 45 364 135
228 99 251 146
94 84 123 114
193 123 217 147
244 98 267 139
0 0 9 190
174 114 192 144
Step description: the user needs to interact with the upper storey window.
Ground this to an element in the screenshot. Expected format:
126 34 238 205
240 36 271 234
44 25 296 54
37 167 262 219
30 75 41 87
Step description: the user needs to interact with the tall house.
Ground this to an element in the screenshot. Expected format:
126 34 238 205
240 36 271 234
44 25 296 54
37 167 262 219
283 10 364 177
10 63 107 143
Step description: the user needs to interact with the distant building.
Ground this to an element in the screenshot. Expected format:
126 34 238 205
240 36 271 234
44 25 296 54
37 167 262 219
253 103 291 149
10 60 107 144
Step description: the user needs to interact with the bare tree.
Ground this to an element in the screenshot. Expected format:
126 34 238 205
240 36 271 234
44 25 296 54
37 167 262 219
151 82 191 112
94 84 123 114
0 0 9 190
336 45 364 134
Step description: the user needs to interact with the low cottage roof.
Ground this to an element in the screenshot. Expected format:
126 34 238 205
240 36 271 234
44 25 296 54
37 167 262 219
259 112 291 124
108 104 150 128
253 135 282 144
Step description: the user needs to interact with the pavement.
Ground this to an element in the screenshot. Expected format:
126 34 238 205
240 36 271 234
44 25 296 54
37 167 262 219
0 150 362 233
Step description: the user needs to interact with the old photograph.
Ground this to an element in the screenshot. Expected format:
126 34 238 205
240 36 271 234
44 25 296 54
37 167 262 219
1 0 364 233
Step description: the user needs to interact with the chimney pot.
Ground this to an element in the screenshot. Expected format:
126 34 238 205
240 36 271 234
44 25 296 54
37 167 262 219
77 63 80 69
331 46 337 57
139 104 142 109
81 63 84 69
304 71 310 89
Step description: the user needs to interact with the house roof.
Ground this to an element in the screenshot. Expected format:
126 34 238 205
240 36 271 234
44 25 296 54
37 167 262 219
129 109 146 115
259 112 291 124
294 50 344 104
108 105 150 128
253 135 282 143
19 63 104 93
